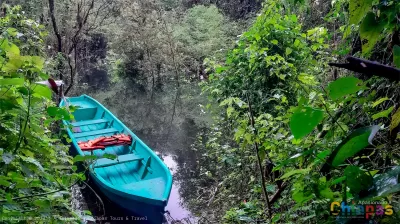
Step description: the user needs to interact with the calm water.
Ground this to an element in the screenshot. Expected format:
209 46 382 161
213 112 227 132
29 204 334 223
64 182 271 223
71 89 203 223
162 154 197 223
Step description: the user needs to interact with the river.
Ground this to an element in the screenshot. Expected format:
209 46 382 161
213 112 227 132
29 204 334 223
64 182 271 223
71 87 205 223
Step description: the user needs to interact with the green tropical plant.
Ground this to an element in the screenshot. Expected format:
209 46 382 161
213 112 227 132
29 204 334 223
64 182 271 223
187 0 400 223
0 6 86 222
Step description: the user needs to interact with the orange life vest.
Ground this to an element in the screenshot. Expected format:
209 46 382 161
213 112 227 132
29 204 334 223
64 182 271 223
78 134 132 151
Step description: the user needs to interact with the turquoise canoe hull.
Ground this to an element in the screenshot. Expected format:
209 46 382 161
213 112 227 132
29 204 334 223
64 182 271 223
60 95 173 223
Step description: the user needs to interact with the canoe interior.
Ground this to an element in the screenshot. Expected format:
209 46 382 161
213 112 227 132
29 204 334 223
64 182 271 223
61 95 172 205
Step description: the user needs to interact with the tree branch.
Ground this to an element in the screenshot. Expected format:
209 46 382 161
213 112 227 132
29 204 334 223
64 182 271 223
68 0 94 55
0 181 78 203
48 0 64 103
329 56 400 81
246 93 272 219
64 54 75 96
63 0 94 96
14 85 31 154
48 0 62 54
269 182 288 205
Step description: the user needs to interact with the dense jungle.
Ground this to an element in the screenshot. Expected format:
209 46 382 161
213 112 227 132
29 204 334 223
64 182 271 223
1 0 400 223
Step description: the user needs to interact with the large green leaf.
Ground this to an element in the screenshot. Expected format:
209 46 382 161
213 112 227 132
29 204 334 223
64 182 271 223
279 168 310 180
373 168 400 197
290 106 324 139
73 155 97 163
33 84 52 99
331 176 346 185
372 97 389 108
19 155 44 172
31 56 44 70
390 107 400 133
327 76 363 101
6 27 17 37
0 176 11 187
321 125 380 172
47 107 71 120
6 43 20 57
286 47 293 56
298 73 318 85
344 166 373 194
0 78 24 86
0 99 18 111
372 106 394 120
349 0 373 25
272 214 281 223
102 154 117 160
292 190 313 204
394 45 400 68
273 149 314 171
33 199 50 208
360 12 385 55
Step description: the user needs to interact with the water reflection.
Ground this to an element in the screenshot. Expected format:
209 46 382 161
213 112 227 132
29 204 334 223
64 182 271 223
76 90 204 223
159 154 197 223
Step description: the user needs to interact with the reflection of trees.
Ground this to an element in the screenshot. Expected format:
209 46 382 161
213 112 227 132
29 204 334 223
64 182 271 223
173 123 257 222
92 83 207 154
91 78 209 222
173 128 221 221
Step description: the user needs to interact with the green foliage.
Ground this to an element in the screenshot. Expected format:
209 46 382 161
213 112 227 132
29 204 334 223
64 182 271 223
174 5 234 60
14 0 397 222
390 107 400 133
190 0 400 223
349 0 372 25
330 126 379 167
327 76 363 101
0 6 81 222
359 12 386 55
203 1 330 117
223 200 265 223
290 106 324 139
372 97 389 108
344 166 372 195
342 0 400 55
0 5 47 55
372 106 394 120
394 45 400 68
47 106 72 120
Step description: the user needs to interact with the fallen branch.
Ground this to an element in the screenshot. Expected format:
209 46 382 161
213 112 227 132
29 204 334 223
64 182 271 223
81 181 105 216
207 186 219 207
328 56 400 81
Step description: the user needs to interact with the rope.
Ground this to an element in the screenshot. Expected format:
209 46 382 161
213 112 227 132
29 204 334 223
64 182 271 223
60 85 70 108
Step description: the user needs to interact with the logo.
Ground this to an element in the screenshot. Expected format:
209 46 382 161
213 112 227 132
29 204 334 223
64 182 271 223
330 201 393 219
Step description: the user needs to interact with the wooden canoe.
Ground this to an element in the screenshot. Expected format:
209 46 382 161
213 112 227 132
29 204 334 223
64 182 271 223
60 95 173 223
